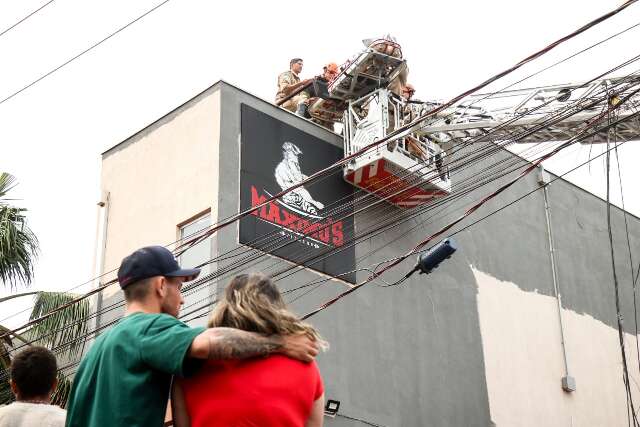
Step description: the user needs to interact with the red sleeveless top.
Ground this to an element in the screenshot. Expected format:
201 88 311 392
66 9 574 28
181 355 323 427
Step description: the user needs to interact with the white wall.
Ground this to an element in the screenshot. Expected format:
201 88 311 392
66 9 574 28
475 267 640 426
99 88 221 298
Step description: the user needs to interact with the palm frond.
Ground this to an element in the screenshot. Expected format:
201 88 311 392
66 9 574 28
51 371 72 408
0 173 39 289
0 325 15 406
29 292 90 359
0 173 17 200
0 367 14 405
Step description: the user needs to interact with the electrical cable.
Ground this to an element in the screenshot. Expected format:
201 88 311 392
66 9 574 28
336 413 389 427
1 6 640 406
4 35 638 338
33 128 635 391
605 109 640 426
5 72 632 350
172 87 640 326
0 1 55 38
2 35 636 374
0 0 172 106
3 1 639 328
613 134 640 378
16 120 633 390
301 99 640 320
175 1 639 256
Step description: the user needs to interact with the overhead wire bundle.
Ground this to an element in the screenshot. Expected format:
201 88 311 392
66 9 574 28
2 0 640 409
3 65 638 398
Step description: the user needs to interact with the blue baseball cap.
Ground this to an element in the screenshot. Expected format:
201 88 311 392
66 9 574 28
117 246 201 289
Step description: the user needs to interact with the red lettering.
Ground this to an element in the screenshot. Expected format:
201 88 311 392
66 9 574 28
306 223 320 239
250 186 268 218
266 202 281 224
332 222 344 246
318 221 331 243
297 219 310 234
250 185 346 248
281 210 299 227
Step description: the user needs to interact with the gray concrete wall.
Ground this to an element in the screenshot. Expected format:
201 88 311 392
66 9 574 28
215 84 493 426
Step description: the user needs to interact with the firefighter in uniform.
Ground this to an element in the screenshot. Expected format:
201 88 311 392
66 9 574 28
275 58 311 116
307 63 340 131
399 84 429 161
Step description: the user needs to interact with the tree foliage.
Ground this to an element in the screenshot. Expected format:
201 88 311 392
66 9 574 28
0 292 90 407
0 173 39 288
0 174 88 408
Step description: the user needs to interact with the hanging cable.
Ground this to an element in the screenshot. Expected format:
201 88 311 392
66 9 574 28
0 0 55 38
605 106 640 426
4 72 635 348
0 0 172 106
301 100 640 320
175 1 639 255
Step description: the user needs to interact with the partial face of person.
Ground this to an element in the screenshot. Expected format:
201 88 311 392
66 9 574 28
292 60 303 74
402 87 415 99
160 276 185 318
324 68 337 81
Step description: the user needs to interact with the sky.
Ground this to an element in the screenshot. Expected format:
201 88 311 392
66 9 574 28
1 0 639 327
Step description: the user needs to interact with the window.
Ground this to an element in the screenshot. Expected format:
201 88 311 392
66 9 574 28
178 210 212 276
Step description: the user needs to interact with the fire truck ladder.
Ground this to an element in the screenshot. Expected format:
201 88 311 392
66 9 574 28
415 76 640 146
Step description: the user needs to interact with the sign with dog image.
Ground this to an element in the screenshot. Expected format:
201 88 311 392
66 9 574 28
239 104 356 283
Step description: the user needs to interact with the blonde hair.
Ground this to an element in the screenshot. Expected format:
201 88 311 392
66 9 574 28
208 273 327 349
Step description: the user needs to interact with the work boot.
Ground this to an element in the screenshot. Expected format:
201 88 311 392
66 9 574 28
296 103 310 118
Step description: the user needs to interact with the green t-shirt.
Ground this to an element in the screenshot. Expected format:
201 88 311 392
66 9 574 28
65 312 205 427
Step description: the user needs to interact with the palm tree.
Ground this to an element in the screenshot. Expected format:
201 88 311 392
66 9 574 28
0 173 90 407
0 292 90 407
0 172 39 288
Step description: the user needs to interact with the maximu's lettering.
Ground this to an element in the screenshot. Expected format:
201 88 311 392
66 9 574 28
250 185 344 246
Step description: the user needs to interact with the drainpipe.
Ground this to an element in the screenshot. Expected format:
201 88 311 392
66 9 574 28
538 166 576 392
93 192 110 337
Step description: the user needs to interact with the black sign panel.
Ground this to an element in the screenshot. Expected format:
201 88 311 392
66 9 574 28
239 104 356 283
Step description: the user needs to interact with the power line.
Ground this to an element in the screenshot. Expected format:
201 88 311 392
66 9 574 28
0 0 55 38
1 0 637 328
3 70 634 347
3 6 639 357
0 0 172 106
4 6 637 333
605 110 640 426
301 101 640 320
27 132 635 391
6 112 631 390
176 0 639 255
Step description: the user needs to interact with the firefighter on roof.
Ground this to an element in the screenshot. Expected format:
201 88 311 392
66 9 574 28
275 58 311 116
306 62 340 130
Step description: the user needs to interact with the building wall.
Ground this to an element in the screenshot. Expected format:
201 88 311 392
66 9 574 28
96 81 640 426
98 86 221 326
477 268 640 427
214 84 492 426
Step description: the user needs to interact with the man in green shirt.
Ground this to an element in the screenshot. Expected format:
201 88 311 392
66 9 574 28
65 246 318 427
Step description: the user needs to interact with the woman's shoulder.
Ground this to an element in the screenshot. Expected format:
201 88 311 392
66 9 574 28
201 354 320 379
261 354 321 375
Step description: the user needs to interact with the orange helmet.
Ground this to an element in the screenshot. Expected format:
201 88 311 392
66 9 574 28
324 62 339 73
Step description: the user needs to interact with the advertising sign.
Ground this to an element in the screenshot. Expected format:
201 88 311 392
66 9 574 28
239 104 356 283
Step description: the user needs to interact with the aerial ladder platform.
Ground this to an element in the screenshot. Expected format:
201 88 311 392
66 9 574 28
292 37 640 208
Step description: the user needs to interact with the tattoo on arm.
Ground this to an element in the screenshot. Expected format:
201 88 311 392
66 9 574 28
207 328 282 360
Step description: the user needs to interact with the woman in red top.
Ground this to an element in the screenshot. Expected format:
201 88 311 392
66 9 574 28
172 273 326 427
